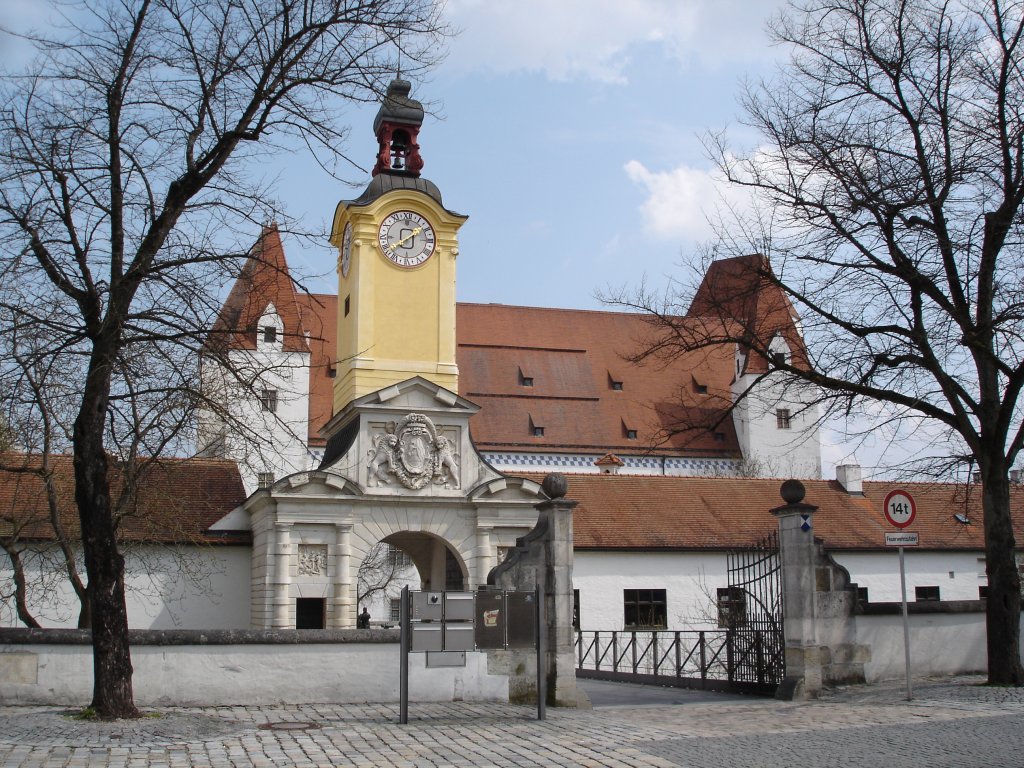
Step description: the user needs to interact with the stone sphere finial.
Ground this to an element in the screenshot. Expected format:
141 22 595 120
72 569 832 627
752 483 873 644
541 473 568 499
780 479 806 505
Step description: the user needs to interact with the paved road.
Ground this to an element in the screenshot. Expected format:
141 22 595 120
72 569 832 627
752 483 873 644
2 677 1023 767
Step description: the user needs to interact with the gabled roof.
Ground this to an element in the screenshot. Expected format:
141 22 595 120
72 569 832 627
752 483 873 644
688 254 807 375
551 473 1018 551
209 224 311 354
0 454 249 545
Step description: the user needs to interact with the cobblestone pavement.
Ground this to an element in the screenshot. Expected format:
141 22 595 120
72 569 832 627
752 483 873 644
3 677 1024 767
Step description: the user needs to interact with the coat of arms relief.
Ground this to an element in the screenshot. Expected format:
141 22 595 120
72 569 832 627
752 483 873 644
367 413 460 490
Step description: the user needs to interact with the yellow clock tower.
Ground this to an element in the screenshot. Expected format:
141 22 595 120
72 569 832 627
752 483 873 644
329 79 467 413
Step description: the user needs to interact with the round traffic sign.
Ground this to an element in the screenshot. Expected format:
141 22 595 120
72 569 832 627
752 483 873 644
883 489 916 528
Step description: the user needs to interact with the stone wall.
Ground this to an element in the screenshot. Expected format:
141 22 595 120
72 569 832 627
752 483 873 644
0 629 508 706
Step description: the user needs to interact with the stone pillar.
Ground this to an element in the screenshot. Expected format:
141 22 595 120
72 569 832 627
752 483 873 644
475 525 494 588
536 476 579 708
272 523 293 629
771 479 822 700
330 524 353 628
487 473 583 708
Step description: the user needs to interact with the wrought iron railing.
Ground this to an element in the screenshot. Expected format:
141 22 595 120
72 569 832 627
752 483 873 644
575 629 781 694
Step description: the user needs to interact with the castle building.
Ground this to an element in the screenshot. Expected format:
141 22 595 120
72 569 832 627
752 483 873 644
6 80 1001 640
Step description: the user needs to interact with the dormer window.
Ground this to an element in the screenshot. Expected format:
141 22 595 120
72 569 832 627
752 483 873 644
608 371 623 390
771 351 786 367
533 426 545 437
262 326 277 344
519 366 534 387
692 375 708 394
626 429 638 440
611 381 623 391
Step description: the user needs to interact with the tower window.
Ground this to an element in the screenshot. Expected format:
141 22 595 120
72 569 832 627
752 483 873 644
257 472 275 489
260 389 278 413
771 351 786 366
776 408 791 429
262 326 277 344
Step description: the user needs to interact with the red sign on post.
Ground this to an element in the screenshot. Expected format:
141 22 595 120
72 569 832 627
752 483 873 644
883 489 917 529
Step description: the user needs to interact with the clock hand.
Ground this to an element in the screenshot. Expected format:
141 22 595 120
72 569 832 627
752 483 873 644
386 226 422 253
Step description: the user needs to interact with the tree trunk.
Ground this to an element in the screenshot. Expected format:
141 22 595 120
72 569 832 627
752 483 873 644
0 544 42 628
981 465 1024 685
73 347 138 719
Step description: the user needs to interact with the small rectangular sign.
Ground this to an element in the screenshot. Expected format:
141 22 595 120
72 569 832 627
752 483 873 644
885 531 919 547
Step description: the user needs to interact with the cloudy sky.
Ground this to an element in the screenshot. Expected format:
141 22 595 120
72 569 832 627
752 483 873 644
283 0 789 308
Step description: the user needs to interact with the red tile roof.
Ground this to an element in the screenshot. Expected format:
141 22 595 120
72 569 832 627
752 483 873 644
688 254 808 375
0 454 249 545
546 473 1017 551
456 304 740 456
209 224 311 354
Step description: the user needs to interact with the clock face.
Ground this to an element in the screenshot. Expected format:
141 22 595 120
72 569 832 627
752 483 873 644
378 211 435 268
341 222 352 278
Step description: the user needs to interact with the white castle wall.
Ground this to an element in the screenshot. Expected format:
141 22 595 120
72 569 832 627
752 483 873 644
0 544 251 630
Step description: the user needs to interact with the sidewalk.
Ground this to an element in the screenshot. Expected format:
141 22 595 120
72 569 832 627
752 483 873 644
3 677 1024 767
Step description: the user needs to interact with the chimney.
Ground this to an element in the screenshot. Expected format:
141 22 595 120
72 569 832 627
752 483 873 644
836 463 863 495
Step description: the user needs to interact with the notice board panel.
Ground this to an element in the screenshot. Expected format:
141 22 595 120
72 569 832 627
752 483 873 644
506 591 538 649
474 591 505 649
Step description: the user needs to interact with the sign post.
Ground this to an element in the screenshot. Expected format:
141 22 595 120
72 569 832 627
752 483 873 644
883 489 917 701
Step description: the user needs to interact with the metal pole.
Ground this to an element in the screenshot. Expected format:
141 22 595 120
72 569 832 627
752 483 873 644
399 584 410 724
536 583 546 721
898 546 913 700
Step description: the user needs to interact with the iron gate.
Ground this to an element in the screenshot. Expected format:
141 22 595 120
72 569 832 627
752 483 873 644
724 529 784 693
575 532 786 695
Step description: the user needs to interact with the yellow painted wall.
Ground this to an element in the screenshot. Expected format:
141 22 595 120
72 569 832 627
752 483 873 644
329 189 466 413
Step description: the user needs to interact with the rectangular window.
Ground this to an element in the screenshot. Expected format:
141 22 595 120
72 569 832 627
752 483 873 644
532 426 545 437
770 351 786 366
295 598 325 629
776 408 791 429
623 588 667 629
386 544 411 569
262 326 277 344
390 598 402 624
344 295 351 316
857 586 869 603
257 472 275 489
716 587 747 628
915 585 940 601
260 388 278 413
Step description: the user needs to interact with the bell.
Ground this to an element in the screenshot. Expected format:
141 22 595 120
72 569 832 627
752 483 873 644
390 132 409 170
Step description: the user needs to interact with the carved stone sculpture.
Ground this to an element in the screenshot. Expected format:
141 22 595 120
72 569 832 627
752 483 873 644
366 413 460 490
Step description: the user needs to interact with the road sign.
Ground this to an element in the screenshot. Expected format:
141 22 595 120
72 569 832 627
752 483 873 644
885 531 919 547
883 489 917 528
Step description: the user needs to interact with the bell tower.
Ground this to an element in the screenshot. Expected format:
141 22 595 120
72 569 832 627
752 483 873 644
329 79 467 414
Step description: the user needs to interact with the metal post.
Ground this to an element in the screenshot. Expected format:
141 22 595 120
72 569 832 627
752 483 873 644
399 584 410 724
898 546 913 700
536 583 546 721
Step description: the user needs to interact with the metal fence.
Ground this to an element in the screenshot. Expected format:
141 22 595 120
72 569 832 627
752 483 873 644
574 628 779 694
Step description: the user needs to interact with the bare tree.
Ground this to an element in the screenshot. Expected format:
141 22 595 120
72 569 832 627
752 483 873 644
0 0 448 718
357 542 412 617
610 0 1024 685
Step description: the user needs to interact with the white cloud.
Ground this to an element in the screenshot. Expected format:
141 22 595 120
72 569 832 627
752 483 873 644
624 159 745 241
444 0 783 83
